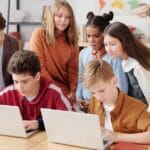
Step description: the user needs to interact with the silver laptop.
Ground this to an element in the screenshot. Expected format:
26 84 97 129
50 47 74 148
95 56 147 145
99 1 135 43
41 108 105 150
0 105 37 138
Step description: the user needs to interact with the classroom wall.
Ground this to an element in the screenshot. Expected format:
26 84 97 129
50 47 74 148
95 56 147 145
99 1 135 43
0 0 99 41
0 0 149 41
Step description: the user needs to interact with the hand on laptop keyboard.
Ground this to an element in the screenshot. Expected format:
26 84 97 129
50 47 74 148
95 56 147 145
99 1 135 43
102 127 118 143
23 120 39 131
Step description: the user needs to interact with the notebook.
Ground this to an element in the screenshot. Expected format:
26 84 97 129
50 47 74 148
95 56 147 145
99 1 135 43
41 108 106 150
0 105 37 138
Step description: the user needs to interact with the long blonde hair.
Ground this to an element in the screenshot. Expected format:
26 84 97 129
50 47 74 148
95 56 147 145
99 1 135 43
43 0 78 47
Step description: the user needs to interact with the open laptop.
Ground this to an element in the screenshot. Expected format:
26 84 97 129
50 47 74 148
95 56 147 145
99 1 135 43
0 105 37 138
41 108 110 150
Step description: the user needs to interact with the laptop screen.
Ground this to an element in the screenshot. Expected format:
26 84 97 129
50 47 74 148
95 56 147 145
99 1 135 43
0 105 37 137
41 108 104 150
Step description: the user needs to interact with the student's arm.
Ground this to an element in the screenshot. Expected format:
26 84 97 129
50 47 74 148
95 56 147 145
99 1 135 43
103 127 150 144
116 130 150 144
76 49 84 100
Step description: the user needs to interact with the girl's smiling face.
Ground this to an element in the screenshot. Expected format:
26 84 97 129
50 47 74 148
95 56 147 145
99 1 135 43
54 6 70 34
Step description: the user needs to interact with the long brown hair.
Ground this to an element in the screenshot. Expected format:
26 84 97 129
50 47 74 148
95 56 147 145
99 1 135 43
104 22 150 70
0 12 6 29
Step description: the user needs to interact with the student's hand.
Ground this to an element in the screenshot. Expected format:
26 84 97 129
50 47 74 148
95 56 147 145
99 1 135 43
23 120 39 131
91 49 103 59
67 92 75 100
102 127 119 142
76 98 83 106
76 98 89 112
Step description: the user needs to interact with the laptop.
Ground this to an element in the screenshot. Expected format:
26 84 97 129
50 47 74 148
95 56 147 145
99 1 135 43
0 105 37 138
41 108 109 150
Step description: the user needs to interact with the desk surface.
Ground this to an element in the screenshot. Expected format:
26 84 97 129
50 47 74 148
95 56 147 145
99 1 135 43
0 131 47 150
30 139 90 150
29 139 150 150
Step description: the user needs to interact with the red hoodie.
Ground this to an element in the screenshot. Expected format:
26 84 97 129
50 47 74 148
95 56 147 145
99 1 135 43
0 76 73 120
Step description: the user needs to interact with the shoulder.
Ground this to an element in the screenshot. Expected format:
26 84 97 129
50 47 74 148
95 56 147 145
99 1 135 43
122 57 139 72
47 82 73 111
123 57 150 75
79 47 93 62
4 34 18 44
41 77 62 95
48 83 63 96
104 54 122 64
121 91 147 110
33 27 44 33
0 85 16 96
115 91 149 118
80 47 92 54
30 27 46 46
32 27 45 37
103 54 123 71
79 47 93 65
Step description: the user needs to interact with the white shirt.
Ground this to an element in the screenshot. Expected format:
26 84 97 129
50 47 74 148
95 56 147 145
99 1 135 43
103 104 114 131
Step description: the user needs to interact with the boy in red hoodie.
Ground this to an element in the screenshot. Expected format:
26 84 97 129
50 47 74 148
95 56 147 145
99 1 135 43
0 50 73 131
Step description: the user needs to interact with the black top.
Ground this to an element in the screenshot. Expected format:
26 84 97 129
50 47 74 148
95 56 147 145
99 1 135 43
127 69 148 105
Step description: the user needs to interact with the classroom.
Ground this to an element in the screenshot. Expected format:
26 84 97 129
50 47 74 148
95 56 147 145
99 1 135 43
0 0 150 149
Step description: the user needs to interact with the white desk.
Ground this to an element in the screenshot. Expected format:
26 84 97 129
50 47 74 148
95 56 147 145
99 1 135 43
0 131 47 150
30 139 90 150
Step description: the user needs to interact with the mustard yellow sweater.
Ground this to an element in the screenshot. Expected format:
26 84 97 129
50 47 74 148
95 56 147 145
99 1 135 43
88 90 150 133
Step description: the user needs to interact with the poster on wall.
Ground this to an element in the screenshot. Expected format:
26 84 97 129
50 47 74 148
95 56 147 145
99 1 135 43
98 0 142 15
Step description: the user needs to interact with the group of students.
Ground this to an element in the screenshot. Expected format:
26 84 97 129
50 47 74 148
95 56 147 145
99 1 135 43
0 0 150 145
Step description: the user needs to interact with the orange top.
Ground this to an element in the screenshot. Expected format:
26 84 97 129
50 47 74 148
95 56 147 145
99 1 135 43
30 27 79 95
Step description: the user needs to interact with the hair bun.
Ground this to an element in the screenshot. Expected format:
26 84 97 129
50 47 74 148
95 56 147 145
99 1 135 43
103 11 114 22
87 11 95 20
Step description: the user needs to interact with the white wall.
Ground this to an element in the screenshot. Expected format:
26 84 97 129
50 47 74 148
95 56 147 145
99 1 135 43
0 0 99 41
69 0 99 25
1 0 149 42
0 0 8 18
